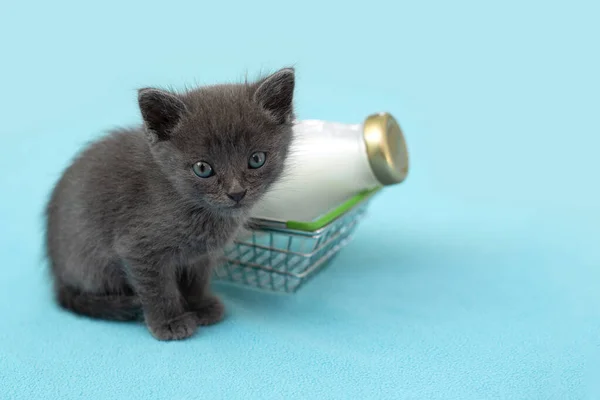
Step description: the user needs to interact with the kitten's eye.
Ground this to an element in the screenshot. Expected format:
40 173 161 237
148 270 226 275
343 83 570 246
192 161 214 178
248 152 266 169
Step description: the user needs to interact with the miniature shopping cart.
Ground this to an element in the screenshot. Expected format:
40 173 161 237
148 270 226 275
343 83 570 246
213 189 378 293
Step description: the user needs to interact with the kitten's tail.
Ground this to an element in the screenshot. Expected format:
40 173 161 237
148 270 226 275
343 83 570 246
56 284 142 321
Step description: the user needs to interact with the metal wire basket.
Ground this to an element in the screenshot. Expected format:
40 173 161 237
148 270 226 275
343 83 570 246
213 194 372 293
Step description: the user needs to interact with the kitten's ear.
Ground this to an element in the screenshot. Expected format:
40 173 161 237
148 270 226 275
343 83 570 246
138 88 188 142
253 68 295 124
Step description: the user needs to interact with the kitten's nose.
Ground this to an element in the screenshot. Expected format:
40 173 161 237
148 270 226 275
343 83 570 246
227 190 247 203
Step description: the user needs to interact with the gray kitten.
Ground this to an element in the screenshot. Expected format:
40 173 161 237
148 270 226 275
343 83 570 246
45 68 295 341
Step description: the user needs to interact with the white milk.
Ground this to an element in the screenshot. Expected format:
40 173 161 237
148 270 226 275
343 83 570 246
251 113 409 222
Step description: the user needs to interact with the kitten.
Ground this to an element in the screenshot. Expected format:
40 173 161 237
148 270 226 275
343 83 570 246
45 68 295 341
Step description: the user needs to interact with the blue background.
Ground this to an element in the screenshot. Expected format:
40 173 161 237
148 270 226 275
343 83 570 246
1 0 599 398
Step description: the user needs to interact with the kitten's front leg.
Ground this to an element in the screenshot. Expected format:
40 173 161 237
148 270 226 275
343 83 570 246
126 258 199 341
180 256 225 326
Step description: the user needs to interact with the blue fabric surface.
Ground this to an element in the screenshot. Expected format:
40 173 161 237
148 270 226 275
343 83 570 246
1 0 599 399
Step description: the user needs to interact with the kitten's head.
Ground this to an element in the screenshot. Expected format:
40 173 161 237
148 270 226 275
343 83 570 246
138 68 295 215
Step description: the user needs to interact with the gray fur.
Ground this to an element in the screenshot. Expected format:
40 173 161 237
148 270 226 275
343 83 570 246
45 68 296 340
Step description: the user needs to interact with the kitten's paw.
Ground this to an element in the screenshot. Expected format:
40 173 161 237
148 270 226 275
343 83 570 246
194 295 225 326
147 312 199 341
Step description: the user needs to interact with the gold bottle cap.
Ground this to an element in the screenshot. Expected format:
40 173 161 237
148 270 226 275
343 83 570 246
362 112 409 185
